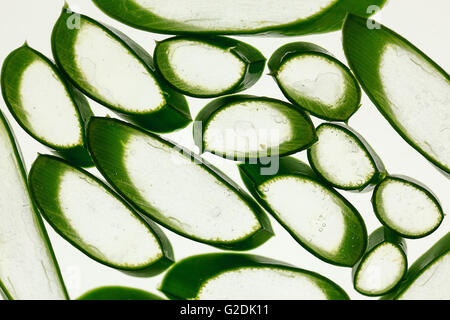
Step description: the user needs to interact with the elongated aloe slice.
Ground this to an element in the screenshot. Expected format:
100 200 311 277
308 123 386 191
0 111 67 300
343 14 450 174
352 227 407 296
87 117 273 250
239 157 367 267
372 175 444 239
93 0 386 36
154 36 265 98
194 95 317 160
51 7 191 133
29 155 173 274
1 45 93 167
160 253 349 300
78 286 164 300
269 42 361 121
382 232 450 300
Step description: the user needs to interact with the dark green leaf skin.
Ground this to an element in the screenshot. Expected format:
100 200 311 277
381 232 450 300
154 36 265 98
78 286 164 300
160 253 350 300
92 0 385 36
194 95 317 161
51 8 191 133
268 42 361 121
1 45 93 167
307 122 387 192
239 157 368 267
86 117 273 251
342 14 450 174
352 227 407 297
29 154 174 276
371 175 444 239
0 111 69 300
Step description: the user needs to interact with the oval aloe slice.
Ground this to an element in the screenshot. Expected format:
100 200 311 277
239 157 367 267
78 286 164 300
372 176 444 239
87 117 273 250
352 227 407 296
382 232 450 300
51 7 191 133
0 111 67 300
307 123 386 191
93 0 386 36
343 14 450 174
154 36 265 98
268 42 361 121
29 154 173 274
160 253 349 300
1 45 93 167
194 95 317 160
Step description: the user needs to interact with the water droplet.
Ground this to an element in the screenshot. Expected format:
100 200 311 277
319 228 323 232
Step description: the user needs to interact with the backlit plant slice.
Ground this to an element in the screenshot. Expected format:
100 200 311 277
269 42 361 121
1 45 93 166
93 0 386 36
51 7 191 133
29 155 173 275
160 253 349 300
239 157 367 267
154 36 265 98
87 117 273 250
0 111 67 300
194 95 317 160
343 14 450 174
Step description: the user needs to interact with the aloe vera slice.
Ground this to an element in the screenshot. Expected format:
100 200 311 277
0 111 67 300
51 7 191 133
29 155 173 274
87 117 273 250
269 42 361 121
194 95 317 160
78 286 164 300
308 123 386 191
1 45 93 167
372 176 444 239
160 253 349 300
92 0 386 36
382 232 450 300
154 36 265 98
352 227 407 296
239 157 367 267
343 14 450 174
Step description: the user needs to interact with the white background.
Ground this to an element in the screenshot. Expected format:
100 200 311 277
0 0 448 300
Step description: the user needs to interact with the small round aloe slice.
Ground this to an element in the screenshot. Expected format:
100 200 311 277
194 95 317 160
268 42 361 121
93 0 386 36
372 176 444 239
78 286 164 300
308 123 386 191
87 117 273 250
1 45 93 167
160 253 349 300
343 14 450 174
154 36 265 98
51 7 191 133
353 227 407 296
383 232 450 300
29 155 173 274
239 157 367 267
